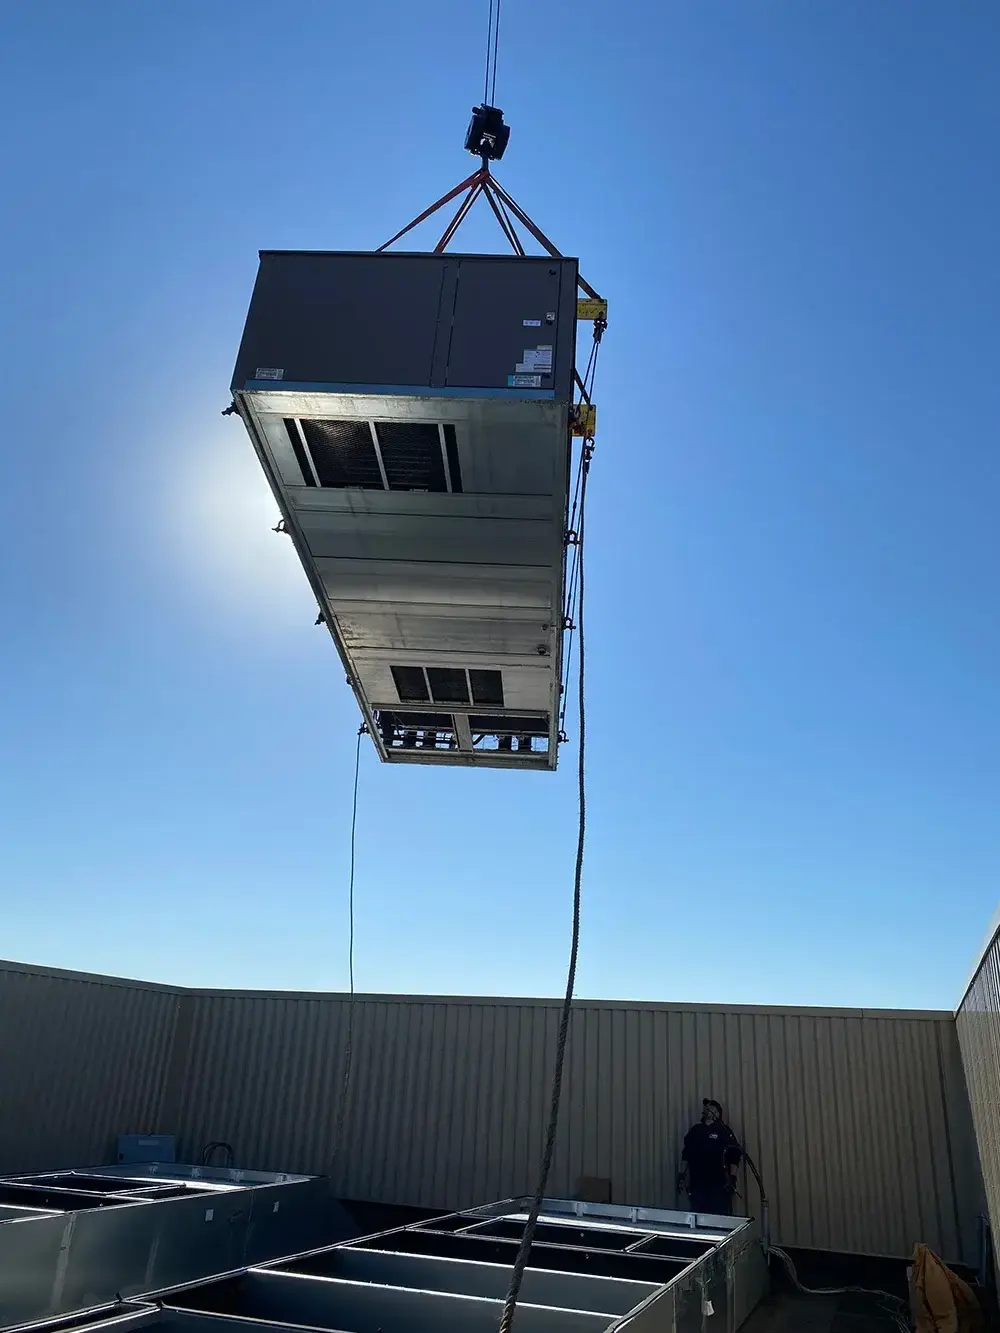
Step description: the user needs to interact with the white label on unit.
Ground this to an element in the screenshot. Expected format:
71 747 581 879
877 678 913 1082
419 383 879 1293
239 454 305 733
254 367 284 380
702 1299 715 1317
546 311 556 321
519 347 553 372
509 373 542 388
204 1208 214 1222
523 318 542 326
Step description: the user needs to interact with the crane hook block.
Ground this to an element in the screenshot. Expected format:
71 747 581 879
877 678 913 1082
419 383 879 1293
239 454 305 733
465 105 511 161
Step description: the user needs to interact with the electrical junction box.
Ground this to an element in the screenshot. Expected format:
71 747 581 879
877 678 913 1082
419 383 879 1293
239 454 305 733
231 250 580 770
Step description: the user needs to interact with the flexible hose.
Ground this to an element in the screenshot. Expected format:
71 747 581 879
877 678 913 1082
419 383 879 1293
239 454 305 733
331 727 362 1173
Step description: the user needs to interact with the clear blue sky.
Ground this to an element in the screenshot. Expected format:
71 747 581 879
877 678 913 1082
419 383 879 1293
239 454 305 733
1 0 997 1009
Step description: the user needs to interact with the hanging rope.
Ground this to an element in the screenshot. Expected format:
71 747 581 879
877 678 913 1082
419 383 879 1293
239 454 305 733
496 440 592 1333
331 726 363 1172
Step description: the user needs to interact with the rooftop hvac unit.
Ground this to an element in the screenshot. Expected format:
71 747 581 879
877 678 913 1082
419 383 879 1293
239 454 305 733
230 250 579 770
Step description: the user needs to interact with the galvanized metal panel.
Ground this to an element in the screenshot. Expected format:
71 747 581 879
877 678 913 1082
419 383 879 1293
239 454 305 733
345 613 554 658
270 1246 659 1315
297 510 557 566
0 1169 341 1328
0 961 179 1175
956 914 1000 1253
169 1270 613 1333
314 559 555 609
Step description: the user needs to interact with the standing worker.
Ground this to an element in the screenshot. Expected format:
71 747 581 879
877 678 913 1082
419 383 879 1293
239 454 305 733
678 1099 742 1216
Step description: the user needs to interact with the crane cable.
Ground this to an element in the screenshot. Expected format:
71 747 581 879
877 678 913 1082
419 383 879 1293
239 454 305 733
483 0 501 106
331 725 363 1171
497 433 593 1333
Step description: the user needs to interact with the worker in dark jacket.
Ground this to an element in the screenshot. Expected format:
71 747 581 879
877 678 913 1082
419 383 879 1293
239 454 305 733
678 1099 742 1216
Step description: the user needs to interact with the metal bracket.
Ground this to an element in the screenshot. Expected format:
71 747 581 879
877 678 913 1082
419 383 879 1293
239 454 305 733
570 403 597 439
577 298 609 322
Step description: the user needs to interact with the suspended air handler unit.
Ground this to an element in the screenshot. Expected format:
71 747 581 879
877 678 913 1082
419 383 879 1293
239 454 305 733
230 250 579 769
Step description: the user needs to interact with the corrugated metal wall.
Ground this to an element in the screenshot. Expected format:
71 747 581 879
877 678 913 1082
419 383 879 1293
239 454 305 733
0 961 179 1173
957 913 1000 1252
168 991 981 1263
0 959 983 1263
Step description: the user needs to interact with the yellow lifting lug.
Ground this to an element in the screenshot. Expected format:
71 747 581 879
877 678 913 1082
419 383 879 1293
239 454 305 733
570 403 597 438
577 298 608 322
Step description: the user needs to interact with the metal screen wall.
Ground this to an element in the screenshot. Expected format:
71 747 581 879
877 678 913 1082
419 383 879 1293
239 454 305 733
0 961 180 1173
0 960 984 1263
957 913 1000 1254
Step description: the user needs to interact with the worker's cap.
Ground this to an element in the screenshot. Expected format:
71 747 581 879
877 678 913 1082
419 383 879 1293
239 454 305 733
702 1098 723 1116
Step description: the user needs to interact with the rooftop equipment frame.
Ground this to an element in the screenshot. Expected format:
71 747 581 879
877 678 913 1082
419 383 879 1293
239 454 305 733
21 1197 765 1333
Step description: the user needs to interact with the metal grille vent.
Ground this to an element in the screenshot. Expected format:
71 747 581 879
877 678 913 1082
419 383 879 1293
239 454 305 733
390 666 429 703
468 669 504 707
375 423 447 492
390 666 504 708
426 667 469 704
287 419 464 493
299 420 382 488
